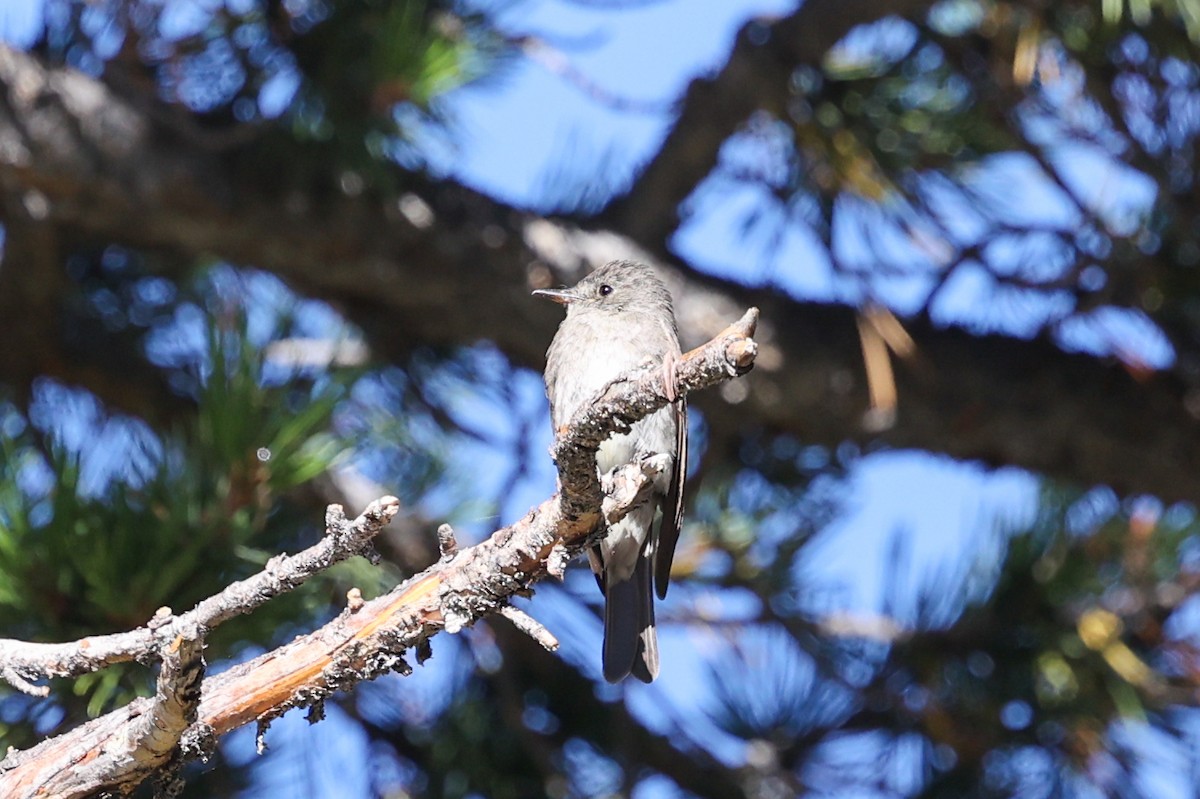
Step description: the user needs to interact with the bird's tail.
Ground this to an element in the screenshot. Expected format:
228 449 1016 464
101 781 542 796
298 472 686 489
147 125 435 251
603 553 658 683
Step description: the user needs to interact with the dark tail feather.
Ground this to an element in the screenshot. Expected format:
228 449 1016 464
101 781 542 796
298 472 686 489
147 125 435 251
603 555 658 683
629 555 658 683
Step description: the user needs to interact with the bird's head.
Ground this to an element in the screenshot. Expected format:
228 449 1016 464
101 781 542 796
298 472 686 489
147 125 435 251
533 260 673 318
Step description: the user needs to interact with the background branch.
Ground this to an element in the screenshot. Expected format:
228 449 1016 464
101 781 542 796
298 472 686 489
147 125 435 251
2 43 1198 500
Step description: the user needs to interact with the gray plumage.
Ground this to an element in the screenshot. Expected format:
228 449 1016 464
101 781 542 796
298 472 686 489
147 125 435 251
534 260 687 683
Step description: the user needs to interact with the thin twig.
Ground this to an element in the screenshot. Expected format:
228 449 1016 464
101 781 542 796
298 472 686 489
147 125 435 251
437 523 459 559
499 606 560 652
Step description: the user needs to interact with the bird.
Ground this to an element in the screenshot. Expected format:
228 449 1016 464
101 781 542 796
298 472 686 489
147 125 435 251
533 260 687 682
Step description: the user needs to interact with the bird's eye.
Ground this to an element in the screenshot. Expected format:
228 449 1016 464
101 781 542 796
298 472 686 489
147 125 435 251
599 284 613 296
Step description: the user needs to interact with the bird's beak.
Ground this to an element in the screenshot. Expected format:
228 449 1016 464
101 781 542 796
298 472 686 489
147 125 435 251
532 287 581 305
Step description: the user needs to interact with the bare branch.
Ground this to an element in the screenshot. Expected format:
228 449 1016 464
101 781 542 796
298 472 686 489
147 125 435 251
80 628 206 797
0 628 208 798
0 497 400 691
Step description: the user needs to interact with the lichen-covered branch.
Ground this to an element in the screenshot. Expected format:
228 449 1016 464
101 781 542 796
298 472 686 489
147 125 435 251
66 628 206 798
0 309 759 799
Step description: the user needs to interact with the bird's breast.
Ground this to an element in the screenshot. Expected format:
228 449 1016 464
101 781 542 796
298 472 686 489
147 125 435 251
546 313 666 429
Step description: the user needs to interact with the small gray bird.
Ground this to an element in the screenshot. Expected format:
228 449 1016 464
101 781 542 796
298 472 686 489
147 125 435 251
534 260 687 683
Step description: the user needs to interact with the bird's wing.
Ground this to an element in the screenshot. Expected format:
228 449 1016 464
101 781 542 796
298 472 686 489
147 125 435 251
587 546 606 593
654 397 687 600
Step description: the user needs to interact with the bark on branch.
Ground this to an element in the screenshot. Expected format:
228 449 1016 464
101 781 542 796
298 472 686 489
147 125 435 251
0 309 759 799
0 500 397 691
